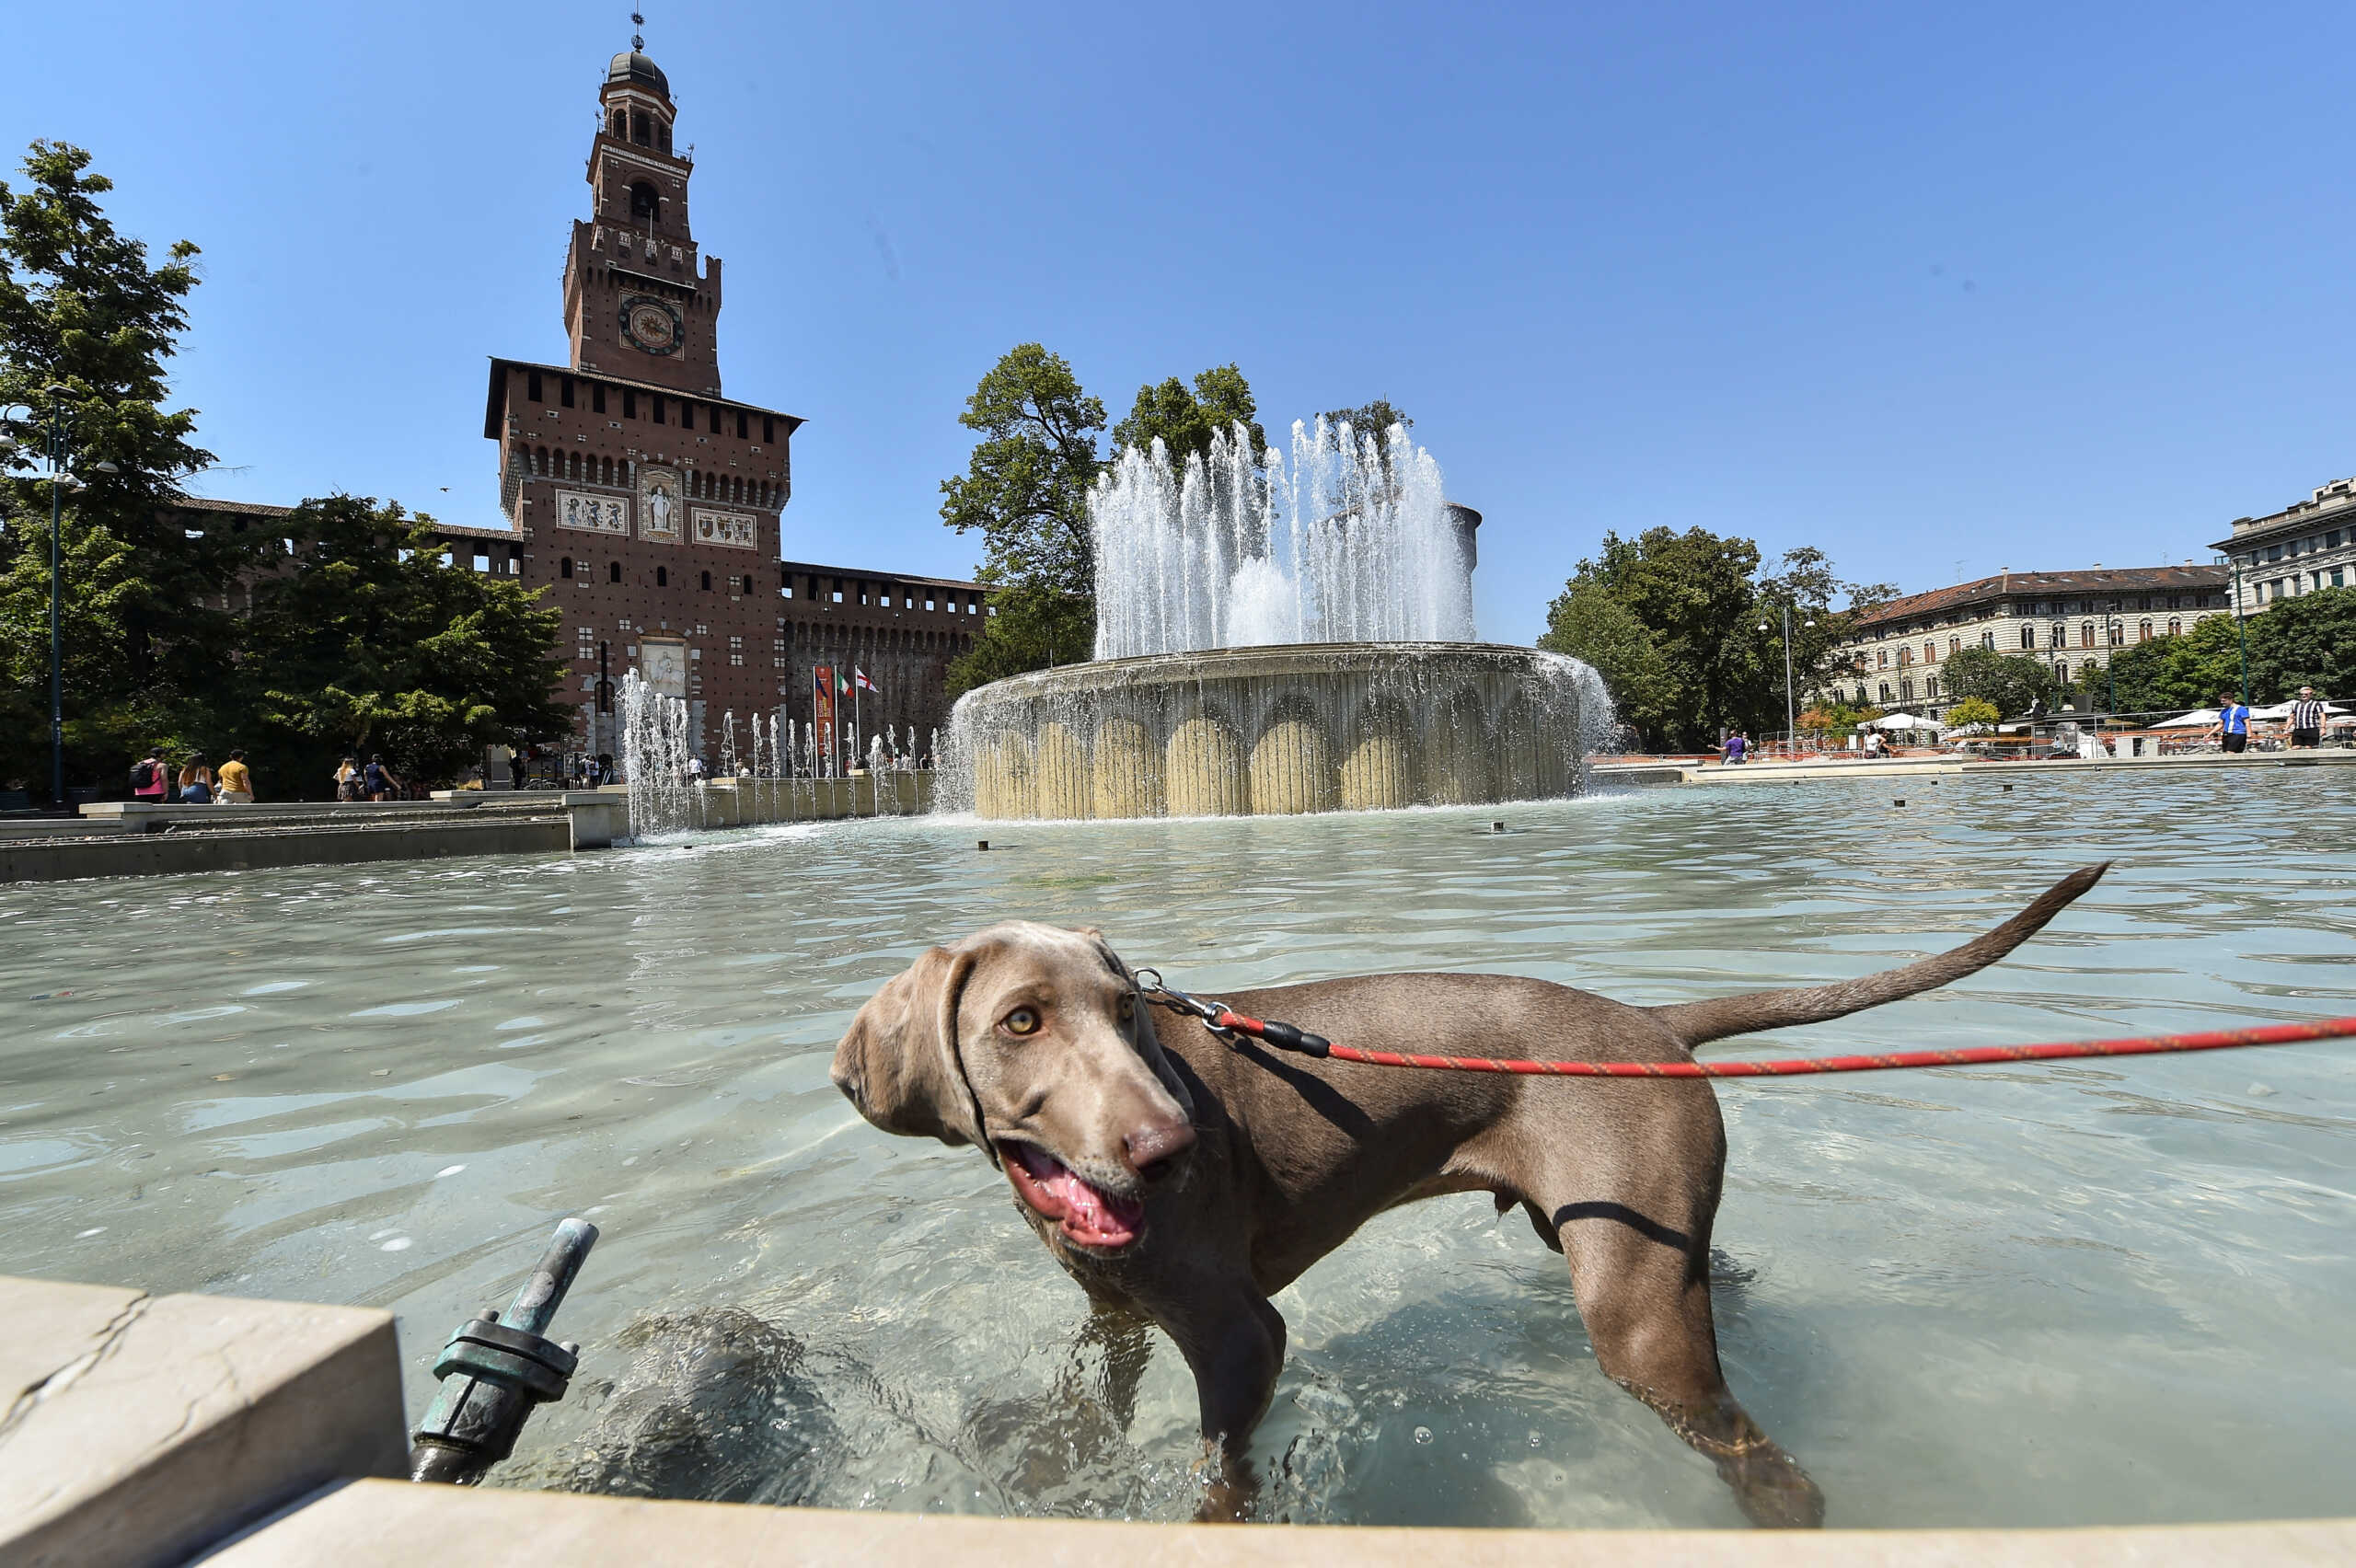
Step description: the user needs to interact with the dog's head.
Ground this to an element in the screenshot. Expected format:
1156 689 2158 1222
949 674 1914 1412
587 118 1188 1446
831 922 1195 1253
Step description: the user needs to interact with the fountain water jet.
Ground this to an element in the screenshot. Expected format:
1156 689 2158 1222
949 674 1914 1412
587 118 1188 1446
943 420 1611 820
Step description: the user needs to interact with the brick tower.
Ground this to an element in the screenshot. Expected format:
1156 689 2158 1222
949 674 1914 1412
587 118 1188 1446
565 39 722 396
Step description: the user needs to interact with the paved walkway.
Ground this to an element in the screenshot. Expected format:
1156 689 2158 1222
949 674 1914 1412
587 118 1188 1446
1594 749 2356 788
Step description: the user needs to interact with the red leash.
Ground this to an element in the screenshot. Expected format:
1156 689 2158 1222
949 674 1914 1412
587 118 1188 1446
1131 973 2356 1078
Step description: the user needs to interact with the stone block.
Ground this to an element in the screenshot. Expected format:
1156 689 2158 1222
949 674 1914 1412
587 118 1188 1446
0 1276 407 1568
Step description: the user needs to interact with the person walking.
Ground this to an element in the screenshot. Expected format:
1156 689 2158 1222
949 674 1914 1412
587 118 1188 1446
177 752 216 804
2288 686 2327 749
1723 731 1749 765
2212 694 2251 754
215 750 255 804
334 755 363 801
363 754 401 801
130 745 171 802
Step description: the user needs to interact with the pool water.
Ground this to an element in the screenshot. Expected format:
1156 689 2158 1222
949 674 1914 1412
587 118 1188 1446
2 770 2350 1528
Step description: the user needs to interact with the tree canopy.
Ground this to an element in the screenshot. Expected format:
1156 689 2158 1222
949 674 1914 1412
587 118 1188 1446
1937 648 2058 719
1111 363 1267 466
246 496 571 788
1539 528 1890 750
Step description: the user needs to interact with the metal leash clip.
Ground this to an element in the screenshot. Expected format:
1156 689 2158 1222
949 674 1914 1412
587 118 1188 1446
1131 968 1239 1038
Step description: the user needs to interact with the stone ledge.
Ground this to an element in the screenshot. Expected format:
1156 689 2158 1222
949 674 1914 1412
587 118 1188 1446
0 1276 407 1568
212 1482 2356 1567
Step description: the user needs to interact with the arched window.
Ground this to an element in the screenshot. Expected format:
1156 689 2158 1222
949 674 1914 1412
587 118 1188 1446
655 566 668 587
2081 622 2096 648
2108 622 2124 647
700 571 712 591
657 121 671 155
1926 677 1940 700
1897 646 1911 667
2020 626 2036 650
610 109 626 136
608 561 622 583
2139 619 2154 641
1949 636 1961 655
560 557 572 579
511 442 529 475
1923 640 1937 664
2167 617 2181 637
629 181 660 223
2050 622 2065 648
534 446 549 476
631 112 652 147
1981 631 1994 651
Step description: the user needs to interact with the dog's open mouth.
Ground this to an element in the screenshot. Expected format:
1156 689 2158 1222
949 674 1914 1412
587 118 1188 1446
1000 1142 1144 1250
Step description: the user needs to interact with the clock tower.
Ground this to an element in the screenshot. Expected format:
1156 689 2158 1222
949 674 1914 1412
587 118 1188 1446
563 38 724 396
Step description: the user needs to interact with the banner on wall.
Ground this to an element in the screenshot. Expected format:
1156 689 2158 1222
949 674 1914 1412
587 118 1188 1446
813 665 837 777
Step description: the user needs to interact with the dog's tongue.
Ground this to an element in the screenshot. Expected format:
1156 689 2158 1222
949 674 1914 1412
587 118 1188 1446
1010 1144 1143 1247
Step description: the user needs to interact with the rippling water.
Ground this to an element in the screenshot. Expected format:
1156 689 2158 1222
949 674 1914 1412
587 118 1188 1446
3 770 2350 1528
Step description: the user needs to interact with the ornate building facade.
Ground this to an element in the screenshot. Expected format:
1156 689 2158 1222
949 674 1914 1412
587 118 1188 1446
465 42 983 768
2213 476 2356 613
1820 564 2232 720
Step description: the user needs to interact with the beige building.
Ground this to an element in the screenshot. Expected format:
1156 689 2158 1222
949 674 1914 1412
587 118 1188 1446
2213 476 2356 611
1821 565 2232 720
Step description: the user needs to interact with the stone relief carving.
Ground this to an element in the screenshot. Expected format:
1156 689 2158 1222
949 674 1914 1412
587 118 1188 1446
555 489 629 536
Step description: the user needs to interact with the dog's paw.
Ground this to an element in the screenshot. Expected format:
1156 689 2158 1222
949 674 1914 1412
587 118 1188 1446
1716 1443 1825 1529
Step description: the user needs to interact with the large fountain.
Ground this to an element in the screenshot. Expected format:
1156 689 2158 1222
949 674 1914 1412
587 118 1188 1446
942 419 1608 819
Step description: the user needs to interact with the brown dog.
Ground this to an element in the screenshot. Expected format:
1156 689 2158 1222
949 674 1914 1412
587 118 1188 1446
831 864 2107 1527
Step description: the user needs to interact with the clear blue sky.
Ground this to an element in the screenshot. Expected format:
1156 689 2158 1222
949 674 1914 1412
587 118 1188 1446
10 2 2353 642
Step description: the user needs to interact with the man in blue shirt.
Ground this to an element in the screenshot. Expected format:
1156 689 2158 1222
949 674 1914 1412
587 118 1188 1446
2212 693 2250 754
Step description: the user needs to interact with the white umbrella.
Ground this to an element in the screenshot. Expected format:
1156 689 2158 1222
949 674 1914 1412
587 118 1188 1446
2153 709 2220 729
2250 700 2351 720
1864 712 1937 731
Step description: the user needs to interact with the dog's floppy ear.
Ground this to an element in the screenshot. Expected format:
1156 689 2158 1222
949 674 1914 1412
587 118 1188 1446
831 944 986 1148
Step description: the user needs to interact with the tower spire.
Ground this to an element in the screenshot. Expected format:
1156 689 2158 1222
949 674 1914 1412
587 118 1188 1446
631 10 645 51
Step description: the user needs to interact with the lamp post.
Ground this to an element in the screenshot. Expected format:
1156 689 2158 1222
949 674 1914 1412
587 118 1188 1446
1757 604 1816 750
2214 551 2250 706
1 386 110 810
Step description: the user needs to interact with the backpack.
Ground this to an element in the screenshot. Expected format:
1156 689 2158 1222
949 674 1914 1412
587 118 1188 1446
130 759 156 791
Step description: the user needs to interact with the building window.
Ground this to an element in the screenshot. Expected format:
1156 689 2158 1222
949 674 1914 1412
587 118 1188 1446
2081 622 2095 648
2138 619 2153 641
593 384 607 415
2167 617 2181 636
1900 679 1914 701
700 571 712 591
655 566 668 587
577 626 594 660
527 370 543 402
737 410 749 440
608 561 622 583
653 396 665 425
2019 627 2035 650
2336 569 2348 589
709 406 722 435
1949 636 1961 656
560 557 573 579
762 416 776 444
1878 682 1892 702
1926 677 1939 700
560 375 575 409
623 389 637 420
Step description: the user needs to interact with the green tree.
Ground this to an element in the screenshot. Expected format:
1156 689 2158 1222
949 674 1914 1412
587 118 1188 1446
1548 526 1770 750
0 140 268 795
1757 545 1896 713
940 345 1106 691
2105 614 2246 714
2248 587 2356 703
1938 647 2058 719
1322 398 1412 443
243 496 569 792
1945 696 2001 731
1111 363 1268 466
1537 581 1672 743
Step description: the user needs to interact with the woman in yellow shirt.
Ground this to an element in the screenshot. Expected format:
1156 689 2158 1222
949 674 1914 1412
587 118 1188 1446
216 750 255 804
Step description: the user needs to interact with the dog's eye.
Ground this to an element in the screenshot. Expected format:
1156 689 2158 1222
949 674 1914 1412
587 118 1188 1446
1002 1007 1041 1036
1118 994 1136 1023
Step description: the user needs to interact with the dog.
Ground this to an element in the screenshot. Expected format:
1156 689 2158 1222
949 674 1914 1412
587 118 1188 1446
831 863 2107 1527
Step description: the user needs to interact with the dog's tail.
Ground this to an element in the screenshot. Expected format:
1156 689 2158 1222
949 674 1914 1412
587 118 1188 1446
1649 863 2108 1049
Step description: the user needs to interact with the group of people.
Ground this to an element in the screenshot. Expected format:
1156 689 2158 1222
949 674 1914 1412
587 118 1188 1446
131 748 253 805
2209 686 2333 754
334 755 406 801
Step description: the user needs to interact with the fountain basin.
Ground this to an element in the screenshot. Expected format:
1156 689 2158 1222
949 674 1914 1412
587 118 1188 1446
945 641 1597 820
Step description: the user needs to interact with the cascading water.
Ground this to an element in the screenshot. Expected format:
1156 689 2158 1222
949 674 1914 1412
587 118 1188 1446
618 671 696 839
1091 419 1475 659
943 417 1612 820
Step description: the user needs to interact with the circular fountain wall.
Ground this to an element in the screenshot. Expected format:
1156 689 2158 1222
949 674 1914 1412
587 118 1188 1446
941 417 1610 820
942 640 1598 820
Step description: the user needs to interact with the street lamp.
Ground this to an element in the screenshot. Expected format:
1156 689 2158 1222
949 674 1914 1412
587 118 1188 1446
1 386 106 810
1757 604 1817 750
2213 551 2250 706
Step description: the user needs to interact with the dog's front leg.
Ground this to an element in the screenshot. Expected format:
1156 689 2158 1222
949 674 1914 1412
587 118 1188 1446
1168 1294 1286 1523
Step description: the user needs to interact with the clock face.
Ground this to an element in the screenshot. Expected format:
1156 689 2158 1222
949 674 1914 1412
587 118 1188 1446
619 296 683 356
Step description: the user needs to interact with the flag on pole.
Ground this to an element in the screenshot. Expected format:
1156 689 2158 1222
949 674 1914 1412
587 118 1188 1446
855 667 880 694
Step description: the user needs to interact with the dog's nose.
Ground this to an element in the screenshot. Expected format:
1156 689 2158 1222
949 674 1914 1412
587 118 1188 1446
1124 1118 1195 1182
